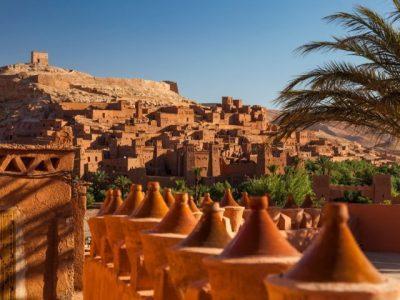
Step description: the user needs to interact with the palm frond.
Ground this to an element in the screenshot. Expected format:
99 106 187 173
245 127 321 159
275 1 400 142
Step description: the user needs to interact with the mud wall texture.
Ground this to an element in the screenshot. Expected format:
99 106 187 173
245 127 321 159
0 146 80 299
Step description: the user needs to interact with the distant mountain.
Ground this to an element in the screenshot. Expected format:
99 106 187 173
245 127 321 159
267 109 400 152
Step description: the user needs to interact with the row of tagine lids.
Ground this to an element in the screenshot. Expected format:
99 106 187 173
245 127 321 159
90 181 400 299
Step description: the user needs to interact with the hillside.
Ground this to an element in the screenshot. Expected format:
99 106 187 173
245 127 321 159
266 109 400 151
0 63 193 124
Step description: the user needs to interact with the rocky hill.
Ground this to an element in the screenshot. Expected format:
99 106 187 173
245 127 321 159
0 63 193 124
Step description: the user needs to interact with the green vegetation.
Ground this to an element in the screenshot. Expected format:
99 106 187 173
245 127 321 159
306 158 400 195
334 190 373 204
238 168 313 207
85 171 132 206
113 175 132 198
85 158 400 207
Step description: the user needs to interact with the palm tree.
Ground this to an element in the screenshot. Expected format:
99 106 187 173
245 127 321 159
274 1 400 142
315 156 332 175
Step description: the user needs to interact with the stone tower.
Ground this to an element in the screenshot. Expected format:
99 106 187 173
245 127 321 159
208 144 221 178
30 51 49 66
184 144 196 185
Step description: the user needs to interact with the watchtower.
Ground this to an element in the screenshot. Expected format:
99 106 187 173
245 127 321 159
31 51 49 66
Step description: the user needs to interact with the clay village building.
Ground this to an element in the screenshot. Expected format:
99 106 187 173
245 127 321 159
0 54 396 188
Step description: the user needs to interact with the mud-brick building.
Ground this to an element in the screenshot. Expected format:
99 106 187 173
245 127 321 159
0 143 85 299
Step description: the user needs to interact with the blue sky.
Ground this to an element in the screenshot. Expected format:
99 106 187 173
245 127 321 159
0 0 391 107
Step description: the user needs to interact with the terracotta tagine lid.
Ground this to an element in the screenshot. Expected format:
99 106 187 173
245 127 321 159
178 203 232 248
115 184 144 215
284 202 384 283
163 188 175 208
301 194 314 208
284 194 298 209
151 193 198 234
110 189 124 214
220 188 239 207
188 195 200 213
97 189 113 216
131 181 169 219
201 193 214 209
241 192 250 208
219 196 299 259
102 189 122 215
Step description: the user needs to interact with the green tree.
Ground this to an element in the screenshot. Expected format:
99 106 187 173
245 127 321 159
315 156 332 176
113 176 132 198
88 171 109 202
209 181 231 201
174 179 188 192
275 1 400 141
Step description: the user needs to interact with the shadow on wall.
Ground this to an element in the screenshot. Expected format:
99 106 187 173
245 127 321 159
0 172 75 300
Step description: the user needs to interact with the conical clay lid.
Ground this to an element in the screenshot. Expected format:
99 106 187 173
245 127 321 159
131 181 169 219
188 195 200 212
115 184 144 215
285 202 384 283
163 188 175 207
301 195 314 208
102 189 123 215
110 189 124 214
178 203 232 248
97 189 113 216
284 194 298 209
241 192 250 208
219 196 299 259
201 193 214 209
152 193 198 234
220 188 239 207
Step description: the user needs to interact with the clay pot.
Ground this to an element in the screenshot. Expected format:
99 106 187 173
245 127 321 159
200 193 214 209
188 195 200 213
223 206 244 232
163 188 175 208
220 188 239 207
301 194 314 208
204 196 300 300
131 182 169 218
241 191 250 208
265 202 400 300
97 189 113 216
103 189 123 215
121 181 169 291
115 184 144 215
104 215 130 275
166 203 233 298
88 189 121 262
141 193 198 278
